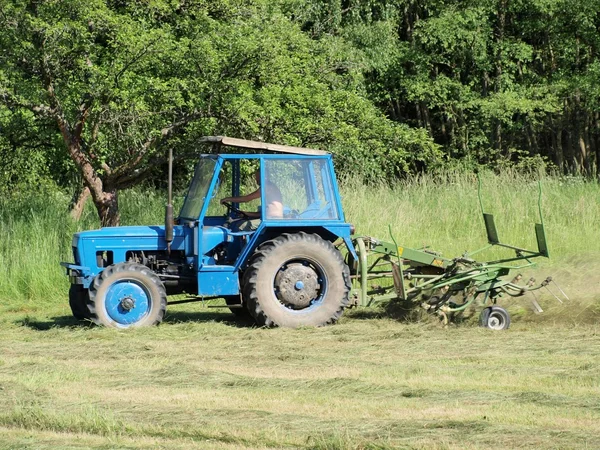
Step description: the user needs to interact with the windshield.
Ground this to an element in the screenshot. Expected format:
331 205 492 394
179 158 217 220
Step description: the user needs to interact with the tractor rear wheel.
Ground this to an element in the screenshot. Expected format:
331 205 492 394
69 285 91 321
243 232 351 328
479 306 511 330
88 262 167 328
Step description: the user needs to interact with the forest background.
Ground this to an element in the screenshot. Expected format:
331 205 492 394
1 0 599 227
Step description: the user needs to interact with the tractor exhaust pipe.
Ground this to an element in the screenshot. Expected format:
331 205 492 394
165 147 174 254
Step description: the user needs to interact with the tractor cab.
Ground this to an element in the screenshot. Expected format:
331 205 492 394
177 137 351 269
182 136 343 224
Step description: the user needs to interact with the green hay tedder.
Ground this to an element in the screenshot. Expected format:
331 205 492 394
346 178 566 330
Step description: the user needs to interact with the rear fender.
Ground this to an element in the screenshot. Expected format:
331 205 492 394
234 224 356 270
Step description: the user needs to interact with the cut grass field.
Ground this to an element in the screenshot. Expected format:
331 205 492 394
1 171 599 448
1 311 599 449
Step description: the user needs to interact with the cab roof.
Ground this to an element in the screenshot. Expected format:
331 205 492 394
199 136 328 156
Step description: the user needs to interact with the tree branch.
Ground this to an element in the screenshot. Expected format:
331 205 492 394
114 37 161 87
112 150 192 190
109 111 202 182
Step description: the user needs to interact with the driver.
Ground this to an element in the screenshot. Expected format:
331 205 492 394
220 169 283 231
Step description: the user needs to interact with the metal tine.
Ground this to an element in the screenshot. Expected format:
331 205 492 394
551 279 570 301
544 285 563 304
530 291 544 313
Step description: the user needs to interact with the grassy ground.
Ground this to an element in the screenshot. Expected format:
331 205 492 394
1 172 599 448
0 308 599 449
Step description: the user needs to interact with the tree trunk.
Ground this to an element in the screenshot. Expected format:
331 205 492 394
554 126 564 170
421 102 433 136
493 0 507 154
95 189 120 227
593 112 600 180
70 186 90 221
59 130 121 227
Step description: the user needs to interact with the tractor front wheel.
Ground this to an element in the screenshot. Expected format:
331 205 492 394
88 262 167 328
243 232 351 328
69 285 91 321
479 306 511 330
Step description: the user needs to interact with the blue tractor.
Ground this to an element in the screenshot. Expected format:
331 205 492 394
62 136 356 328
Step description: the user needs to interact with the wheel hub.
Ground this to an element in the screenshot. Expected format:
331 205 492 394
120 296 135 311
488 313 504 330
275 262 320 309
105 280 150 325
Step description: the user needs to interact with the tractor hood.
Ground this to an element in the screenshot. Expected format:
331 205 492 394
73 225 185 244
71 225 193 268
70 224 226 269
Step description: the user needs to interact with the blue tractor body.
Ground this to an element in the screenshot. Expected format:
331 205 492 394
62 137 355 328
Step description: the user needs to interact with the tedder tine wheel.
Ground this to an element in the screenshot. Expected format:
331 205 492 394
243 232 351 328
479 306 511 330
88 262 167 328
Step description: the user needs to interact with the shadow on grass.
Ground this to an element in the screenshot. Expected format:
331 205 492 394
163 309 257 328
345 298 480 328
345 298 428 323
17 315 93 330
15 309 257 331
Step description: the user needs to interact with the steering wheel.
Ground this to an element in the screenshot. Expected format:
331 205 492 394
221 201 250 219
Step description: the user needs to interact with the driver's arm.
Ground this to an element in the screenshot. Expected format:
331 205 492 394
221 188 261 205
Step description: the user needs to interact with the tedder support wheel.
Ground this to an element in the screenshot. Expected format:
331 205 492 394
479 306 511 330
69 284 91 321
88 262 167 328
243 232 351 328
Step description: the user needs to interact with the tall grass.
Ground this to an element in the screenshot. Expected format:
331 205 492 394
342 170 600 262
0 189 173 307
1 172 599 309
1 173 600 449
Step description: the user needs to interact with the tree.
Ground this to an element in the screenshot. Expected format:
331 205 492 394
290 0 600 175
1 0 211 225
1 0 440 227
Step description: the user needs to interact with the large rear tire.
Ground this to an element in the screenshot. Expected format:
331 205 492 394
88 262 167 328
243 232 351 328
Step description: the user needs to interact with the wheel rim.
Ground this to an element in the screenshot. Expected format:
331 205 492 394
273 259 327 311
487 311 506 330
104 279 151 325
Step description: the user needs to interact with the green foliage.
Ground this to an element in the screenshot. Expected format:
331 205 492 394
291 0 600 174
0 0 440 200
1 0 599 204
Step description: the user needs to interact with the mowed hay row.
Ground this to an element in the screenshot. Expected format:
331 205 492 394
0 319 599 448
